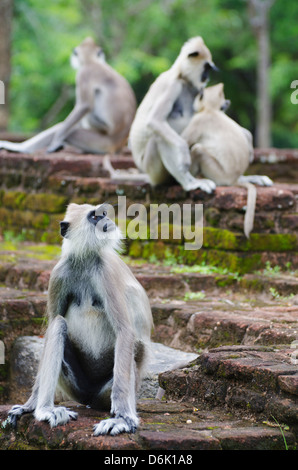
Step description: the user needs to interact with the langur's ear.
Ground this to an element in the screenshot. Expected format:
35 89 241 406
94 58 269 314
60 221 70 238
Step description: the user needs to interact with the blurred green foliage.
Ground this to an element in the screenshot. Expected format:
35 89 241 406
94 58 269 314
10 0 298 147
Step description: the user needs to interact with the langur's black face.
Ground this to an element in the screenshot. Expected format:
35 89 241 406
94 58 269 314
201 61 219 83
60 221 70 238
59 203 116 239
87 207 115 233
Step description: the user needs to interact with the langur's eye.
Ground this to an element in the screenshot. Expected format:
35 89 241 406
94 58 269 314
88 209 107 226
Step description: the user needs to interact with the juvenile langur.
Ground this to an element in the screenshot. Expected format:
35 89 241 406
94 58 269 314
7 203 152 436
181 83 273 237
0 38 136 154
129 37 218 193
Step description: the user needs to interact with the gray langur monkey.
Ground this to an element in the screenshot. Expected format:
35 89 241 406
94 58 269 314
129 37 218 193
7 202 152 436
0 37 136 154
181 83 273 237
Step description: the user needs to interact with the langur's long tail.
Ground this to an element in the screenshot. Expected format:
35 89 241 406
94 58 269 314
237 180 257 239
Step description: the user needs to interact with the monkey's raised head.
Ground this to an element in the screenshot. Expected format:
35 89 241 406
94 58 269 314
71 37 106 69
60 203 122 257
176 37 218 91
194 83 231 113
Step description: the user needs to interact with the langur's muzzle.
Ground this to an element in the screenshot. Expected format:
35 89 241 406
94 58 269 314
201 62 219 82
98 218 115 233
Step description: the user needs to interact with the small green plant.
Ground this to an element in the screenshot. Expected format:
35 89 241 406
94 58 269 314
271 415 289 450
184 291 206 301
256 261 297 278
148 254 159 264
3 230 26 243
171 263 241 281
163 249 179 266
269 287 294 301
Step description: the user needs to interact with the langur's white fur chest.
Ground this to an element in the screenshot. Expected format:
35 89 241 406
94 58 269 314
65 302 116 360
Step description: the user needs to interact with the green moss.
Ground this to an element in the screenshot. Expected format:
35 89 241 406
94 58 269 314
203 227 239 250
7 442 40 450
0 190 4 206
21 193 68 213
4 173 22 188
203 227 298 252
215 276 237 287
128 240 143 258
0 208 49 231
30 212 50 229
25 243 61 256
1 191 68 213
31 318 46 326
0 208 11 226
204 207 221 227
239 277 263 291
127 238 266 273
249 232 297 251
2 191 26 209
142 241 168 260
0 240 19 251
40 231 61 244
0 253 17 263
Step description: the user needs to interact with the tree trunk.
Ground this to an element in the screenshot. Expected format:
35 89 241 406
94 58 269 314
0 0 13 130
256 11 271 148
248 0 274 148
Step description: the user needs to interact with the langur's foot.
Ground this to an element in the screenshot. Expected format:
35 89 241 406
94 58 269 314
34 406 78 428
255 175 273 186
93 414 139 436
238 175 273 186
6 405 31 427
47 143 64 153
183 177 216 193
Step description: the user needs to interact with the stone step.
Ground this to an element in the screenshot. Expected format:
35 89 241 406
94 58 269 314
1 184 297 271
0 146 297 182
249 147 298 183
0 399 296 450
1 245 298 296
6 336 198 405
1 148 298 272
1 280 297 399
151 297 298 351
1 285 297 353
0 247 297 362
0 149 136 181
159 345 298 429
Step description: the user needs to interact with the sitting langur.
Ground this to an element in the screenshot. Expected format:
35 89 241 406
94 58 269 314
181 83 273 237
7 203 152 436
0 37 136 154
129 37 218 193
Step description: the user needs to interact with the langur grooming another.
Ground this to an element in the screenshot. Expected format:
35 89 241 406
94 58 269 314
181 83 273 237
0 38 136 154
7 203 152 436
129 37 218 193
